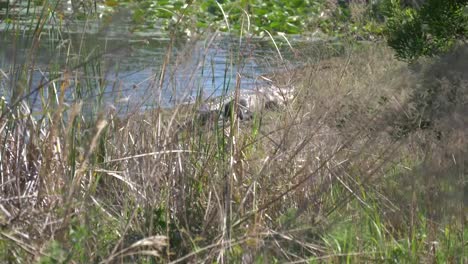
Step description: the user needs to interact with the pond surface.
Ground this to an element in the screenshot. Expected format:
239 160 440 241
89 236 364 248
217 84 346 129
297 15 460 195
0 15 320 115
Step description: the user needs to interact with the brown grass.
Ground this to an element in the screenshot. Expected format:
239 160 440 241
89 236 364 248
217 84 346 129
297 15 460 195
0 40 466 262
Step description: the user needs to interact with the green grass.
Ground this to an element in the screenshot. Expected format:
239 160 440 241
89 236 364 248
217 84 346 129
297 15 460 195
0 1 466 263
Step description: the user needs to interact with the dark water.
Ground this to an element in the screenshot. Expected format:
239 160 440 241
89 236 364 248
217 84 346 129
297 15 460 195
0 19 312 115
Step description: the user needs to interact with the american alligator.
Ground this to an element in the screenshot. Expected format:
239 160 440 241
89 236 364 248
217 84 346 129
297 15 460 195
197 84 294 123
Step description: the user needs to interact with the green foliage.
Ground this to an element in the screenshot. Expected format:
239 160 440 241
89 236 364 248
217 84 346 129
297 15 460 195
321 187 466 263
33 208 120 263
384 0 468 61
214 0 325 34
38 241 67 264
120 0 328 34
102 0 390 38
319 1 385 40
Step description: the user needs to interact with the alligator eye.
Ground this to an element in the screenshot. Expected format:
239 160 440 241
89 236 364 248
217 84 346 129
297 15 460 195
239 98 248 107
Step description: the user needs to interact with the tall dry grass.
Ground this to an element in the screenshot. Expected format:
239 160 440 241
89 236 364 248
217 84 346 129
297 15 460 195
0 3 466 263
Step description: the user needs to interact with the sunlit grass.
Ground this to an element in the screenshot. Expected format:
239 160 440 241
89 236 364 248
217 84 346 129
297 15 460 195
0 2 466 263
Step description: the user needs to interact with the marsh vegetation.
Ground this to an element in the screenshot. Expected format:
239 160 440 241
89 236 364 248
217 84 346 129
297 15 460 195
0 0 466 263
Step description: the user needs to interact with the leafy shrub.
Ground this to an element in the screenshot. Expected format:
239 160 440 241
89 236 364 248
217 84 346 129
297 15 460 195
384 0 468 62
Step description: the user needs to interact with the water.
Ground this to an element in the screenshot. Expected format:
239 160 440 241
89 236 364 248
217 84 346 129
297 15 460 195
0 16 313 115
